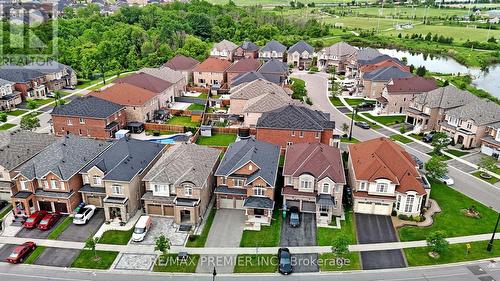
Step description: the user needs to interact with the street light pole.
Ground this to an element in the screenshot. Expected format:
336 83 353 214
487 212 500 252
349 105 357 141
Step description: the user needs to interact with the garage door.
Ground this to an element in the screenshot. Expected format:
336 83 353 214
373 203 392 216
163 206 174 216
147 204 162 215
354 201 373 214
86 196 102 207
220 198 234 209
235 199 244 210
54 202 68 213
39 201 53 212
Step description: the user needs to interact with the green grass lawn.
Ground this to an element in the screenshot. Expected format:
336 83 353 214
341 136 360 143
444 149 470 157
405 240 499 266
196 93 208 100
317 209 357 246
153 254 200 273
398 181 499 242
186 209 216 247
47 216 73 240
71 250 119 269
233 255 276 273
98 228 133 245
166 116 200 127
187 103 206 111
409 133 424 141
196 133 237 146
471 171 500 185
344 98 373 106
24 246 45 264
0 123 15 130
390 134 413 144
5 109 28 116
365 113 406 126
330 97 344 107
240 209 281 247
0 205 12 219
345 113 381 129
319 252 361 271
28 98 56 108
426 151 452 161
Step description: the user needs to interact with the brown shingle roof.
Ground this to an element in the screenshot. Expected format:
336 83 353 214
386 77 438 94
114 73 173 93
193 57 233 73
360 59 409 73
163 55 200 71
89 83 157 106
227 58 261 73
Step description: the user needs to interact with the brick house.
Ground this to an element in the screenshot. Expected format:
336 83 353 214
10 135 112 218
0 65 47 100
226 58 262 85
138 67 187 100
142 143 220 225
24 61 77 91
163 55 200 84
257 59 289 85
259 40 287 61
287 40 314 68
481 122 500 158
51 96 126 140
233 41 260 61
0 78 22 111
192 58 233 88
256 105 340 151
361 66 413 99
115 72 176 108
282 142 346 226
214 138 280 230
210 39 238 61
317 42 357 73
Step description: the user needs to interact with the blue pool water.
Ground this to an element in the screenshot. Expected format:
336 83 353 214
147 134 188 144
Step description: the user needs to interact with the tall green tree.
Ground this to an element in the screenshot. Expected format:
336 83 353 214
20 114 40 131
425 156 448 179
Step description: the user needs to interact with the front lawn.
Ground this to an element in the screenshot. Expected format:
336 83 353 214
153 254 200 273
409 133 424 141
317 209 357 246
0 123 15 130
405 240 499 266
471 171 500 185
233 254 276 273
24 246 45 264
5 109 28 116
398 181 499 241
344 98 374 106
196 133 236 147
185 209 216 247
166 116 200 127
71 250 119 269
240 209 281 247
98 228 133 245
444 149 470 157
345 113 381 129
187 103 206 111
330 97 344 107
390 134 413 144
0 205 12 219
365 113 406 126
47 216 73 240
426 151 452 161
341 136 360 143
319 252 361 271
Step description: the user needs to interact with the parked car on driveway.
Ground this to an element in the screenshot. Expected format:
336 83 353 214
438 174 454 185
37 212 61 230
289 207 300 228
354 121 371 129
5 241 36 264
411 154 424 170
132 215 152 242
423 133 434 143
23 211 47 229
278 247 293 275
73 205 96 225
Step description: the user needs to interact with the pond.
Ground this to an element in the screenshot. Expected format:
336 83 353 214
377 48 500 98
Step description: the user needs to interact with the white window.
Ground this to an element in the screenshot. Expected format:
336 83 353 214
50 180 57 189
67 119 72 125
248 164 253 171
376 183 388 193
82 175 89 184
291 131 295 136
315 132 320 139
221 177 226 185
321 183 330 194
20 181 28 190
286 176 292 185
79 118 85 124
404 195 415 213
60 182 65 190
92 175 102 186
396 195 401 210
185 185 193 196
43 180 49 189
253 187 265 196
300 177 313 190
299 131 304 138
112 184 123 195
153 184 166 193
359 182 367 191
234 179 244 187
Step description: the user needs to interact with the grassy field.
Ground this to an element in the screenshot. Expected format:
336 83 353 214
186 209 216 247
0 123 16 130
233 255 277 273
348 6 474 19
196 133 237 146
207 0 364 5
319 252 361 271
317 209 357 246
98 229 133 245
385 23 500 43
71 250 119 269
166 116 200 127
153 254 200 272
240 209 281 247
364 113 406 126
47 216 73 240
390 134 413 144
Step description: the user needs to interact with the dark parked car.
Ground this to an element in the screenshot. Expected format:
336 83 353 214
357 101 375 110
411 154 424 170
37 212 61 230
289 207 300 228
298 65 304 71
0 200 8 210
278 248 292 275
5 241 36 264
354 121 371 129
23 211 47 229
423 133 434 143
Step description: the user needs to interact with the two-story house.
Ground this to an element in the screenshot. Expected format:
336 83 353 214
258 59 289 85
226 58 262 85
233 41 260 61
79 138 165 222
259 40 287 61
0 78 22 111
439 99 500 149
348 138 429 216
10 135 111 218
115 72 176 108
192 58 233 88
0 131 56 201
481 122 500 158
361 66 413 99
0 64 47 100
210 39 238 61
51 96 126 140
214 138 280 230
282 143 346 226
142 143 220 225
287 40 314 69
25 61 77 91
317 42 357 73
139 67 187 100
163 55 200 84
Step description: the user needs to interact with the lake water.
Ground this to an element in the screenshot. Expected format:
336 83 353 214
377 48 500 98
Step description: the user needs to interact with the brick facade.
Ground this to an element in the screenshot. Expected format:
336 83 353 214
256 128 333 151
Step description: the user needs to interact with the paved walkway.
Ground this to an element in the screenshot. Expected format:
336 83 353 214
392 199 441 228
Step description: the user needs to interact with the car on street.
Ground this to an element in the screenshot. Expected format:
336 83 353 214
37 212 61 230
46 92 56 98
5 241 36 264
423 133 434 143
289 207 300 228
23 211 47 229
357 101 375 110
438 174 454 185
354 121 371 129
278 247 292 275
73 205 96 225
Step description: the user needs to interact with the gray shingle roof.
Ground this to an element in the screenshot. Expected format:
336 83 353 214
356 47 383 63
213 39 238 52
260 40 287 53
142 143 220 187
413 85 478 109
319 42 357 57
243 92 299 114
82 138 165 182
24 61 73 74
139 67 184 84
51 96 124 119
230 79 291 100
215 138 280 187
256 105 335 131
240 41 260 52
243 196 274 209
363 66 413 81
0 78 13 86
0 131 57 171
446 99 500 125
258 59 288 74
359 54 404 66
288 40 314 54
230 71 270 87
15 135 111 181
0 64 44 83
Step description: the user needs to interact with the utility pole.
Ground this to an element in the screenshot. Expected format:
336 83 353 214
348 105 358 141
487 213 500 252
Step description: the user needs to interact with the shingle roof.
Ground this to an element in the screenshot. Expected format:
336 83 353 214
227 58 261 73
212 39 238 52
89 83 158 106
24 61 73 74
283 142 346 184
143 143 220 187
115 73 173 93
243 92 299 114
0 131 56 171
446 99 500 125
193 57 233 73
0 78 13 86
386 77 438 94
413 85 478 109
215 138 280 187
359 54 403 66
360 59 409 73
319 42 357 57
356 47 383 63
258 59 288 74
163 55 200 71
363 66 413 82
256 105 335 131
0 64 44 83
239 41 260 52
15 135 111 181
138 67 184 84
230 71 270 87
243 196 274 209
288 40 314 54
230 78 291 100
51 96 123 119
82 138 165 182
260 40 287 53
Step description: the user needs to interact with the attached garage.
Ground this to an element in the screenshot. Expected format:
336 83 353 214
235 199 244 209
373 203 392 216
86 195 103 208
54 202 68 213
163 206 174 216
220 198 234 209
354 200 392 216
147 204 162 215
38 201 53 212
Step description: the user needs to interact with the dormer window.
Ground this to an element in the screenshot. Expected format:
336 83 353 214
92 175 102 186
50 179 57 189
184 185 193 196
321 183 330 194
376 183 388 193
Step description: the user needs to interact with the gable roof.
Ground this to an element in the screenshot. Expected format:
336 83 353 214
0 131 56 171
193 57 233 73
142 143 220 187
348 138 425 195
230 79 291 100
0 65 44 83
320 42 357 57
256 104 335 131
51 96 123 119
163 55 200 71
283 142 346 184
413 85 478 109
239 41 260 52
386 77 438 94
212 39 238 52
115 73 173 93
227 58 261 73
89 83 157 106
361 59 409 74
243 92 299 114
356 47 383 63
363 66 413 82
138 67 184 84
24 61 73 74
260 40 287 53
288 40 314 54
446 99 500 125
359 54 403 66
258 59 288 74
215 138 280 187
82 138 165 182
15 135 111 181
0 78 13 86
230 71 270 87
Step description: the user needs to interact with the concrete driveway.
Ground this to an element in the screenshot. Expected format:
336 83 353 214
57 209 105 242
131 217 187 246
15 215 67 239
0 244 17 263
32 247 80 267
355 214 406 270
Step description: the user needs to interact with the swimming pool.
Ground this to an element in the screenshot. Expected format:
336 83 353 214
147 134 188 144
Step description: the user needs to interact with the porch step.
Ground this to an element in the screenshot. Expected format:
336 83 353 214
244 221 261 231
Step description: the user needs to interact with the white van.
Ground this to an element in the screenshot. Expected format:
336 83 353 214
131 215 152 242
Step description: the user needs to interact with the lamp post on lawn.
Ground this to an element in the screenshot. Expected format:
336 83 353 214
349 105 358 141
487 212 500 252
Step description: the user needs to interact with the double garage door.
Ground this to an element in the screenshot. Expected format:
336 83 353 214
354 201 392 216
219 198 244 209
146 204 174 216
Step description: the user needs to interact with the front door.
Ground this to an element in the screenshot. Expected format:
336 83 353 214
180 210 191 224
110 207 121 220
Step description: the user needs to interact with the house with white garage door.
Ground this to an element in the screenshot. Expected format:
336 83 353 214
347 138 430 216
214 138 280 230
